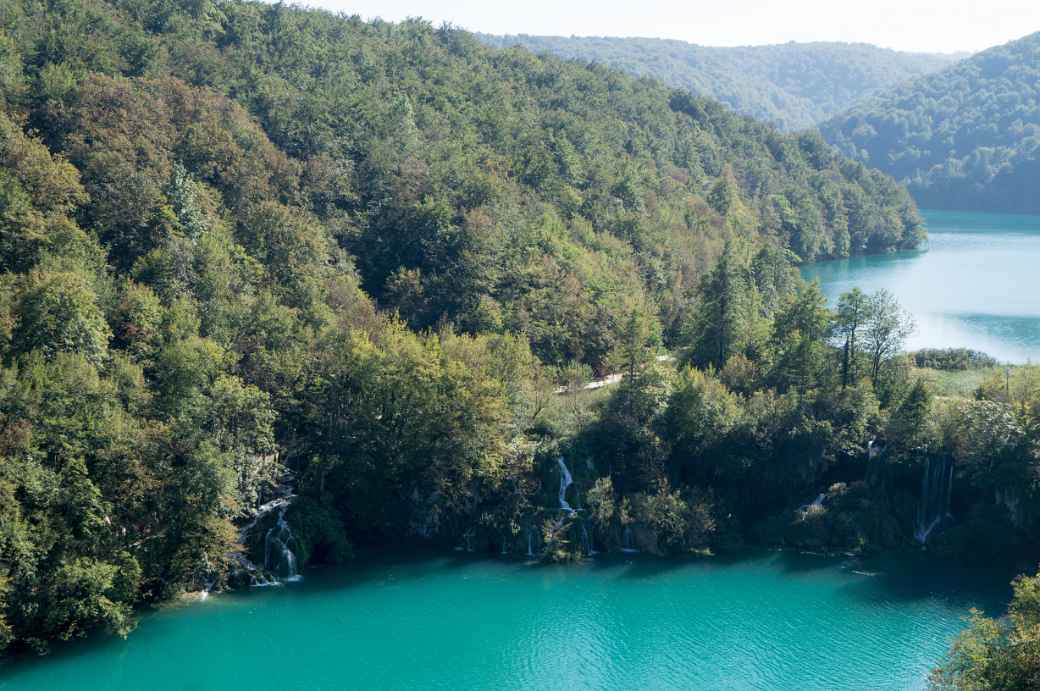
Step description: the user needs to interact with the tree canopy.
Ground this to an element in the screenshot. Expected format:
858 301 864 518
821 32 1040 213
479 35 960 131
4 0 1038 663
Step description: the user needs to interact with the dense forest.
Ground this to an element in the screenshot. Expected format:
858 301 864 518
821 31 1040 214
0 2 1036 681
479 35 960 131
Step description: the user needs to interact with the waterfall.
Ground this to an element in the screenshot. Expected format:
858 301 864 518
264 504 301 582
795 492 827 520
579 523 593 556
230 552 276 587
232 493 297 587
915 457 954 545
800 493 826 512
621 525 639 553
996 488 1025 528
239 494 293 547
526 526 536 558
868 439 883 459
198 554 217 598
557 456 575 514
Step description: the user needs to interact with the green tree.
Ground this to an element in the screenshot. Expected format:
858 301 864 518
708 165 739 217
659 367 742 487
769 282 833 393
835 288 869 388
887 379 935 457
0 112 91 273
685 243 761 369
585 476 616 534
12 267 110 366
932 570 1040 689
864 290 914 384
610 307 662 382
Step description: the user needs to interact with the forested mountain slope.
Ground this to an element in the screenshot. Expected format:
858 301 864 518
0 0 923 368
0 0 957 655
821 32 1040 213
479 35 961 131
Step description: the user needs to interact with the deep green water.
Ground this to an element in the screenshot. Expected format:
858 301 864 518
802 210 1040 362
0 551 1012 691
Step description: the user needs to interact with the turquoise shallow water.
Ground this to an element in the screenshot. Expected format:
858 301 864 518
802 210 1040 363
0 551 1011 691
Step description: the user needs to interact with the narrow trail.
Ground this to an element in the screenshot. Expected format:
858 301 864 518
554 355 674 394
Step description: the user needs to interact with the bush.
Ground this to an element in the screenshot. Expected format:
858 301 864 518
913 348 998 371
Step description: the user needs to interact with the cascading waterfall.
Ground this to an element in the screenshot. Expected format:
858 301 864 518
621 525 638 553
798 493 826 517
868 439 883 460
556 456 575 514
232 493 295 587
264 504 301 582
579 523 593 556
198 554 217 599
240 495 292 542
996 488 1025 528
914 457 954 545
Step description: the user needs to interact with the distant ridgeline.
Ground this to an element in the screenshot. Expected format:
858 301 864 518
0 0 923 370
821 32 1040 214
478 34 960 131
20 0 1040 659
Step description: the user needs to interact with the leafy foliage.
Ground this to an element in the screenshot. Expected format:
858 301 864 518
822 32 1040 213
932 570 1040 689
913 348 998 371
2 0 925 371
480 35 959 131
0 0 1034 662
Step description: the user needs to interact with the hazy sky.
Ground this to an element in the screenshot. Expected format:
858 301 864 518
294 0 1040 54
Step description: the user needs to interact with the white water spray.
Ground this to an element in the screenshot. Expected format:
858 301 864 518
800 493 826 514
580 523 592 556
264 505 301 582
621 525 639 553
232 492 299 587
915 457 954 545
557 456 575 514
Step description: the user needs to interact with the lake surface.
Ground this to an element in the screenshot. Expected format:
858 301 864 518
0 551 1011 691
802 210 1040 363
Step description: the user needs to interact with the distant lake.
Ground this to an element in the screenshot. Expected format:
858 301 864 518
0 551 1012 691
802 210 1040 363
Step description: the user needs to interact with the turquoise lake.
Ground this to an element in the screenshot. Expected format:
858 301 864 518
0 551 1012 690
802 210 1040 363
2 209 1032 691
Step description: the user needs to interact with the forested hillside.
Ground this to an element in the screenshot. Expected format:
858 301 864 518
479 35 960 131
4 0 1038 661
821 32 1040 213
